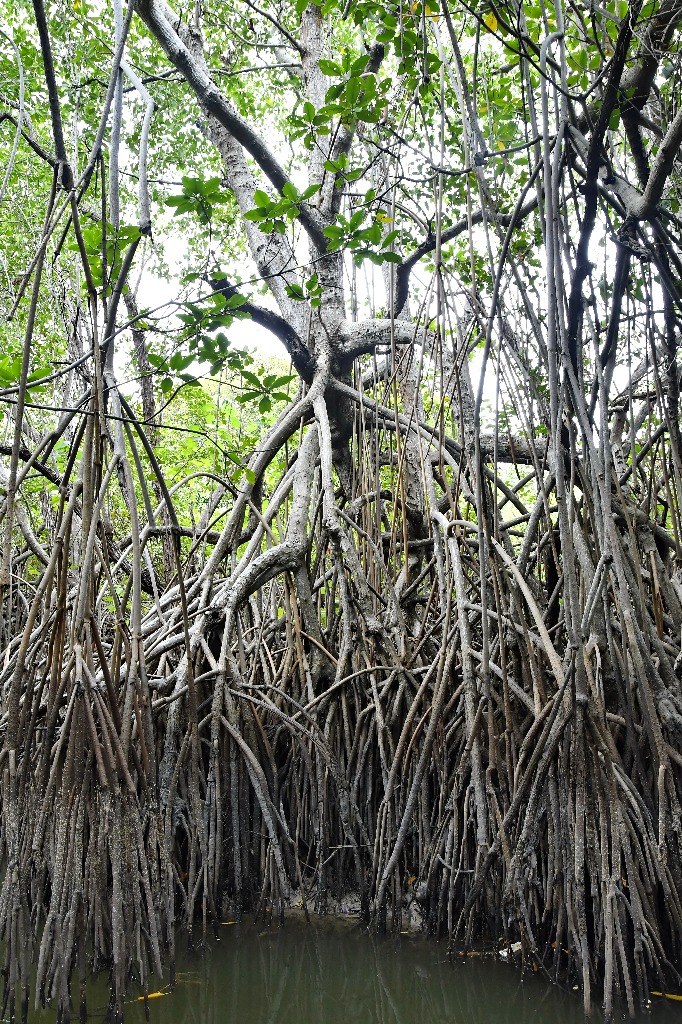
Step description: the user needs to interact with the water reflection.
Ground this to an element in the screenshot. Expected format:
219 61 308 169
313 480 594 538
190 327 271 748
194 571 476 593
29 915 680 1023
109 917 676 1024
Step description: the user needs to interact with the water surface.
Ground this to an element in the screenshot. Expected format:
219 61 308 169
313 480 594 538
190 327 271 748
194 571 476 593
39 916 681 1024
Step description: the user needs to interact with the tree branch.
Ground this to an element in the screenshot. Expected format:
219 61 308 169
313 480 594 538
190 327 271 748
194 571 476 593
241 0 303 54
0 113 56 167
337 318 423 361
206 275 315 381
565 0 644 378
0 445 61 487
329 375 550 467
394 197 538 315
631 104 682 219
201 121 306 326
31 0 72 186
135 0 328 250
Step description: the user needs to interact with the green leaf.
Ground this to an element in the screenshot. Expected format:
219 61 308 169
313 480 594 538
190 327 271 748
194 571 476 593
346 76 362 104
169 353 195 371
349 55 370 75
253 189 271 208
241 369 262 388
201 176 222 195
319 58 343 75
325 82 345 102
0 357 22 384
28 367 51 384
300 183 322 201
349 209 366 231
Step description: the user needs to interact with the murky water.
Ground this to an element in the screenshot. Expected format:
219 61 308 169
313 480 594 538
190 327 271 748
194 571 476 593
33 915 681 1023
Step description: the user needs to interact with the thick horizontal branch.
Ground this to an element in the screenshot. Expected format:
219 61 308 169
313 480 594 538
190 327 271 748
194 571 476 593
337 318 423 361
570 116 682 226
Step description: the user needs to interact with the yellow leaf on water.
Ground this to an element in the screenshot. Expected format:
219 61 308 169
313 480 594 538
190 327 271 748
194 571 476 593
651 992 682 1001
483 10 498 31
135 991 169 1002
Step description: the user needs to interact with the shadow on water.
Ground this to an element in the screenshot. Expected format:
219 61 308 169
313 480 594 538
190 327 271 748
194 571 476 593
31 917 682 1024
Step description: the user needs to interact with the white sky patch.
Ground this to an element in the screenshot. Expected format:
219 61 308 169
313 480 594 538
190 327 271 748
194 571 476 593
136 229 290 364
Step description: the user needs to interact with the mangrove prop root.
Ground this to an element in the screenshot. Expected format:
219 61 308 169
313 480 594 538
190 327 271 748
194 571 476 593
1 367 682 1021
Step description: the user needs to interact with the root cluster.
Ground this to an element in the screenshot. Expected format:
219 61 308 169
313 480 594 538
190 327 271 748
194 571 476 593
1 344 681 1022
